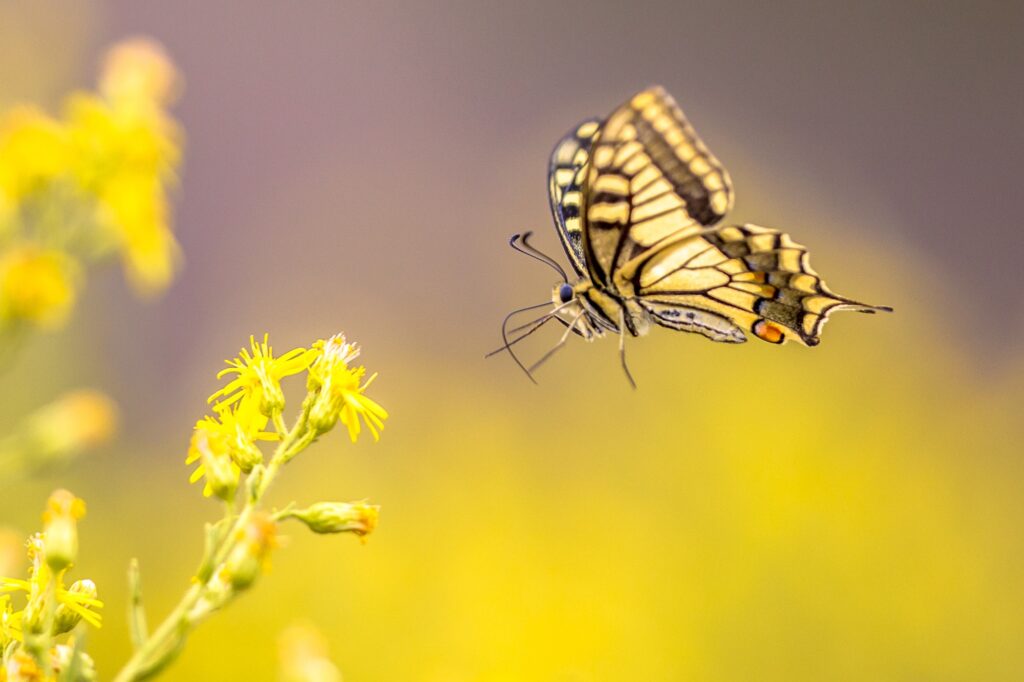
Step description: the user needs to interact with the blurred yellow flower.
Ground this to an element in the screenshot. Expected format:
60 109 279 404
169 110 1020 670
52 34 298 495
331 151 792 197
307 334 388 442
25 389 118 457
66 38 183 297
0 245 79 329
99 37 181 108
2 648 41 680
209 334 317 425
0 106 69 201
278 622 342 682
41 489 85 571
0 530 21 579
0 35 184 323
221 513 278 591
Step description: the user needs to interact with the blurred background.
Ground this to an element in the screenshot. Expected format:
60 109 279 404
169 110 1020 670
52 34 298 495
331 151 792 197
1 0 1022 679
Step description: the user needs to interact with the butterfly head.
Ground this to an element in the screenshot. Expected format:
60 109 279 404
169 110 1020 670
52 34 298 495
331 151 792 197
549 280 608 341
557 283 573 304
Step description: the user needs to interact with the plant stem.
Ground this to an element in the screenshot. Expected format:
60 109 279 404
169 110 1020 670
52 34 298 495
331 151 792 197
111 410 309 682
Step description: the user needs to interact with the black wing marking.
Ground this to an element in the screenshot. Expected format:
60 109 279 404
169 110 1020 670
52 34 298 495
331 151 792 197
548 118 601 277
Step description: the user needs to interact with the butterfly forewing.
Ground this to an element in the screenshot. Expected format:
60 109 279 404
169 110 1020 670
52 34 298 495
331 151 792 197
581 86 734 290
548 118 602 277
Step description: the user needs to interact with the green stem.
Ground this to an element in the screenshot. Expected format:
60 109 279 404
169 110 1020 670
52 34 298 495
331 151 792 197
111 407 310 682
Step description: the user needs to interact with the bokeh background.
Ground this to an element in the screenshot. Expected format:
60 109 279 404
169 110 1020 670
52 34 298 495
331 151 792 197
2 0 1023 679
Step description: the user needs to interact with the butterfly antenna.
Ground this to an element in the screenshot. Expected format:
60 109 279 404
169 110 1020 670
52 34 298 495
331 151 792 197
487 300 553 383
509 232 569 282
485 306 556 358
487 296 584 358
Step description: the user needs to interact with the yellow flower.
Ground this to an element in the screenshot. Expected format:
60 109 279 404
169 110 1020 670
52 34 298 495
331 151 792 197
95 171 180 297
66 90 180 191
66 90 182 297
25 389 119 460
0 106 69 201
99 37 181 108
0 532 103 642
209 334 316 424
186 408 277 497
186 417 238 499
307 334 388 442
0 245 79 329
61 37 183 298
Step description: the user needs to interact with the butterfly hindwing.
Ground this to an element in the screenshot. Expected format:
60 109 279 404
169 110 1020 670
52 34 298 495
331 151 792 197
548 118 602 277
581 86 734 290
633 223 891 346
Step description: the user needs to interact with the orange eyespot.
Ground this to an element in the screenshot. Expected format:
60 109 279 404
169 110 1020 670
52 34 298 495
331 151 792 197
753 320 785 344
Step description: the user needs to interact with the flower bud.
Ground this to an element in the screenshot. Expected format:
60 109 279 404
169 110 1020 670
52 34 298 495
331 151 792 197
42 489 85 572
259 376 287 419
52 642 97 681
53 579 98 635
291 502 379 539
25 390 118 466
100 37 180 106
193 430 237 502
306 391 341 436
226 424 263 473
222 513 276 592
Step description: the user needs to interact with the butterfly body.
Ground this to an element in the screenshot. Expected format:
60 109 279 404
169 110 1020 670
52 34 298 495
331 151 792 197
555 258 752 343
498 86 890 382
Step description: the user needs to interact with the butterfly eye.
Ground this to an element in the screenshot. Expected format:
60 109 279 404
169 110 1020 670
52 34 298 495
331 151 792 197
558 284 574 303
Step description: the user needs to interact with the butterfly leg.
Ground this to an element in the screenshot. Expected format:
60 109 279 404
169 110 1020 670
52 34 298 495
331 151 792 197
618 311 637 390
528 309 584 374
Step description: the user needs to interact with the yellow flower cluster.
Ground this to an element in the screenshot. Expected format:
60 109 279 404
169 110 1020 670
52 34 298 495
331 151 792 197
0 37 183 333
0 491 102 680
186 333 388 497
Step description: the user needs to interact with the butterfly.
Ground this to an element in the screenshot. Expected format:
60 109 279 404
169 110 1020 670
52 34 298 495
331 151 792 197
494 86 891 385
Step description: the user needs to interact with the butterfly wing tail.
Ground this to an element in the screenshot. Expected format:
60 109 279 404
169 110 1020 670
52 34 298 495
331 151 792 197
710 224 892 346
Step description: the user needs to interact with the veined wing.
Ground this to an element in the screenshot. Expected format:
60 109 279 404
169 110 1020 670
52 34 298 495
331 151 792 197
548 118 601 276
633 223 892 346
582 86 733 290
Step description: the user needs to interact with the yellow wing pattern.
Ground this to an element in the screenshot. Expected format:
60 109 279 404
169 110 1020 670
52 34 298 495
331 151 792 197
633 223 891 346
572 86 888 346
581 86 733 289
548 118 601 277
